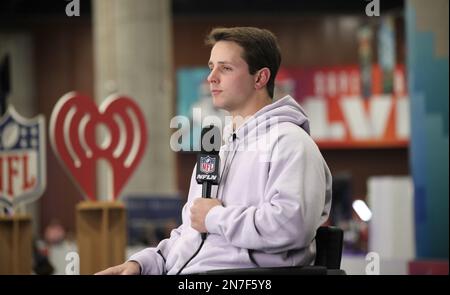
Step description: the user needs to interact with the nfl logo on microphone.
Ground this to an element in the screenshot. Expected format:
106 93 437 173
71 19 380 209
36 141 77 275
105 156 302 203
0 107 46 206
200 156 216 174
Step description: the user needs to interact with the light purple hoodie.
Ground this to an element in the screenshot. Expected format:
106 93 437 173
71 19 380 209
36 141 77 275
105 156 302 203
129 95 332 274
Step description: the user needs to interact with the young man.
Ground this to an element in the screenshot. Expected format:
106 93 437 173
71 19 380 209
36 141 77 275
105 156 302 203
97 27 332 275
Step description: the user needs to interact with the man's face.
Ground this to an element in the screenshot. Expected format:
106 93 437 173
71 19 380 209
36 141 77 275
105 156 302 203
207 41 256 112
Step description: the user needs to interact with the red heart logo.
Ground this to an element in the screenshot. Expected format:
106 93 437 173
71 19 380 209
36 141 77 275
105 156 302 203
49 92 148 201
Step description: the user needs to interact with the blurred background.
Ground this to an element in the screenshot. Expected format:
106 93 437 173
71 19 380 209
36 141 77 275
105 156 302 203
0 0 448 275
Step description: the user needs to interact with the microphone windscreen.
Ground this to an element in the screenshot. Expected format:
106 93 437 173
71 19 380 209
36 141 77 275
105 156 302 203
200 125 221 154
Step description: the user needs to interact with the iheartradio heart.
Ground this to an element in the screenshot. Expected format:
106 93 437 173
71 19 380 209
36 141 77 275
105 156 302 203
49 92 148 201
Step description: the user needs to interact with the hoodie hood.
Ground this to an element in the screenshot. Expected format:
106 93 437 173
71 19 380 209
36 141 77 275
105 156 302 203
223 95 310 142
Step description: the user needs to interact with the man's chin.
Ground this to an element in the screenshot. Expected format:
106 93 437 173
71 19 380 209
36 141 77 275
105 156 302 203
212 99 229 111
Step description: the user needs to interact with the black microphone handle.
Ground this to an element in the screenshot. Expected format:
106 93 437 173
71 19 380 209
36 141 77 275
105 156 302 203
201 182 212 240
202 182 212 199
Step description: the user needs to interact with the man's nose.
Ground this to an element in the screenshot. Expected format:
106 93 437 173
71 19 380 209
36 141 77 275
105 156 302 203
207 68 219 84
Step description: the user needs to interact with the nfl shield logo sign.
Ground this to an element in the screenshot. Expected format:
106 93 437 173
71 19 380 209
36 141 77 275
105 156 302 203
200 156 216 174
0 106 46 206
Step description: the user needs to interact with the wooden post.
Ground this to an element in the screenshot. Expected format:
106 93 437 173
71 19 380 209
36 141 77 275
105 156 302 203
76 200 126 275
0 215 32 274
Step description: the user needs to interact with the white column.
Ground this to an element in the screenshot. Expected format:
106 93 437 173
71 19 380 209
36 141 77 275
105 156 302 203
93 0 176 199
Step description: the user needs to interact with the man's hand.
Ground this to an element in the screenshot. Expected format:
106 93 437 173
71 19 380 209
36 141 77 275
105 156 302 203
95 261 141 275
190 198 222 233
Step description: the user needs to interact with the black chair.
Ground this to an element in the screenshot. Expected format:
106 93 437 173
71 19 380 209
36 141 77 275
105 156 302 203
199 226 346 275
313 226 345 275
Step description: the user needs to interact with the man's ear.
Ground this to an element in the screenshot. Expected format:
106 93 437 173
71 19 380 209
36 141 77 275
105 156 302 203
255 68 271 90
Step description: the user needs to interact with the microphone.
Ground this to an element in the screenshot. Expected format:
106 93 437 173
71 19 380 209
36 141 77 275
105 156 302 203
196 125 221 240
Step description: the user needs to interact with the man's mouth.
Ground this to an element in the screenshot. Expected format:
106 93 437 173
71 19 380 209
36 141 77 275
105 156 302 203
211 90 222 96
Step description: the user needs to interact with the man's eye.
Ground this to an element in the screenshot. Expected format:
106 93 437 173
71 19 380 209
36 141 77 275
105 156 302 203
223 67 232 71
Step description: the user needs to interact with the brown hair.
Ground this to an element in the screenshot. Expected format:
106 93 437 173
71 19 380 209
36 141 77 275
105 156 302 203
205 27 281 98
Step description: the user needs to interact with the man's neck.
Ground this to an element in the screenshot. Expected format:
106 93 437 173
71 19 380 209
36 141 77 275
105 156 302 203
230 92 272 131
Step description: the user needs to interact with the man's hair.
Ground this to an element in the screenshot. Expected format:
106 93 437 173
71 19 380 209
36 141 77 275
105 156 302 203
205 27 281 99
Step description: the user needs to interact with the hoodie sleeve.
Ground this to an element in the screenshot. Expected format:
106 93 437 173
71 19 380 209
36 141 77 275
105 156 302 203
128 166 199 275
205 128 332 253
128 216 185 275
